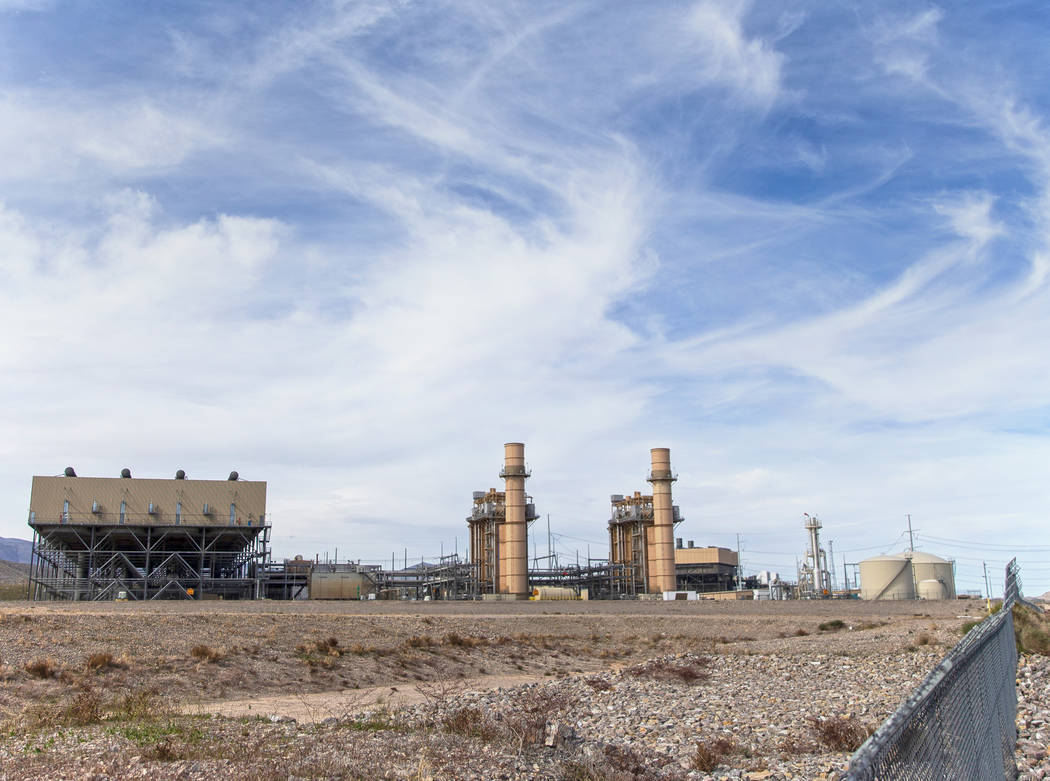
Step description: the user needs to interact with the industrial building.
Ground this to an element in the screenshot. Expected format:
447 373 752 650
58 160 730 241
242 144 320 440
859 551 956 600
674 541 738 593
27 468 269 601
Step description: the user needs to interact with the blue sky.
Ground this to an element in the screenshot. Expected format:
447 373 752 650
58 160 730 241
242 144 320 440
2 0 1049 597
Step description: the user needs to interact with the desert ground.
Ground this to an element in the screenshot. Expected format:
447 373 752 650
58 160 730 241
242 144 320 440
0 597 1045 780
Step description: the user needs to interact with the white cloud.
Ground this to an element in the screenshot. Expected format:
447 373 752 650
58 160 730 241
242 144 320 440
686 0 784 107
0 92 220 181
933 191 1002 249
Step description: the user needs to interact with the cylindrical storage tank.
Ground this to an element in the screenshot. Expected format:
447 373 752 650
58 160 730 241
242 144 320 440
532 586 576 600
909 552 956 599
859 554 915 600
309 571 375 600
918 578 948 600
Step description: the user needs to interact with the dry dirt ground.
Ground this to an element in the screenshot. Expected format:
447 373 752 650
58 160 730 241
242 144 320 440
0 598 1019 779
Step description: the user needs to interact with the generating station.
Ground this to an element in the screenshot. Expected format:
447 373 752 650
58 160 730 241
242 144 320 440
21 442 956 602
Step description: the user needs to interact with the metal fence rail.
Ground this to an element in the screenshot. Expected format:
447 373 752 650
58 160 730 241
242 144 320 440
845 559 1020 780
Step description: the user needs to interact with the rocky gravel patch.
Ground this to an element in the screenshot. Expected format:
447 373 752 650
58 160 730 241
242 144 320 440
1017 654 1050 779
0 601 1038 779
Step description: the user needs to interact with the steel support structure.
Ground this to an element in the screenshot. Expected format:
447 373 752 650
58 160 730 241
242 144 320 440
28 522 270 601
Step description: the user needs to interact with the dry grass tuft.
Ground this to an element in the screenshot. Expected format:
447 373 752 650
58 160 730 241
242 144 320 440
818 619 846 632
85 652 125 671
24 658 56 679
693 736 738 772
625 655 710 685
1014 605 1050 656
807 715 873 752
583 676 613 691
190 644 224 662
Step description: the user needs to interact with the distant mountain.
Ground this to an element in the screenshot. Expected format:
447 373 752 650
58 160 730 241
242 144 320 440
0 560 29 586
0 538 32 564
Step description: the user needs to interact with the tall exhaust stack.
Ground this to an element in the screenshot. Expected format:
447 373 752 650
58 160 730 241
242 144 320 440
501 442 529 598
647 447 677 593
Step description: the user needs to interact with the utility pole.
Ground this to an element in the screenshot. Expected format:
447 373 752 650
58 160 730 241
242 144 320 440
907 514 915 552
983 561 991 599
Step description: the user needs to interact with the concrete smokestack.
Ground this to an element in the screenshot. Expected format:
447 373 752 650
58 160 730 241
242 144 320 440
647 447 677 594
501 442 529 598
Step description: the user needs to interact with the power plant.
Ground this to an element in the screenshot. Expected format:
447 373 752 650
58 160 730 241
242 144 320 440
22 446 960 603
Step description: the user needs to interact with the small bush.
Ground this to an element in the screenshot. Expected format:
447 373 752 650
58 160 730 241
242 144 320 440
190 644 223 662
442 632 485 648
85 652 124 671
693 736 738 771
24 658 56 679
808 715 872 752
406 636 433 649
914 632 934 646
794 628 810 637
1013 605 1050 656
625 656 709 685
584 676 613 692
818 619 846 632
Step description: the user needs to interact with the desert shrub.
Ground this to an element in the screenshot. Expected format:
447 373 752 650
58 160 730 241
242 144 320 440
599 744 656 777
440 706 502 741
85 652 125 671
114 687 173 721
818 619 846 632
1013 605 1050 655
914 632 934 646
625 655 709 685
190 645 223 662
406 636 433 649
693 736 738 771
442 632 485 648
24 658 56 679
794 628 810 637
584 676 613 691
778 732 820 756
807 715 872 752
560 745 662 781
27 686 170 728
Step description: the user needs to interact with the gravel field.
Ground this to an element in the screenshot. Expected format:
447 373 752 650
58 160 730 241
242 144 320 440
0 598 1044 779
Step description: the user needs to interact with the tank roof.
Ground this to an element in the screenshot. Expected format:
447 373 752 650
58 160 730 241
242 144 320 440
905 551 951 564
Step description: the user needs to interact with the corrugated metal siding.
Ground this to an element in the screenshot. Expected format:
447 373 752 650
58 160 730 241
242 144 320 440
29 476 266 527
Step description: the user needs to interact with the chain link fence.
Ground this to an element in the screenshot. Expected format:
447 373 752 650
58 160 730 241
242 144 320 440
844 559 1020 780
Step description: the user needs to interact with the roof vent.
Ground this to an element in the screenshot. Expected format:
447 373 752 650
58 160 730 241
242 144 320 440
228 471 239 481
175 469 186 480
120 468 132 479
64 466 77 478
202 503 212 516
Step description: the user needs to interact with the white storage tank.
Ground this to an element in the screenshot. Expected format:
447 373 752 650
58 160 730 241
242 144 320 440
917 578 948 600
908 551 956 599
859 554 915 600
